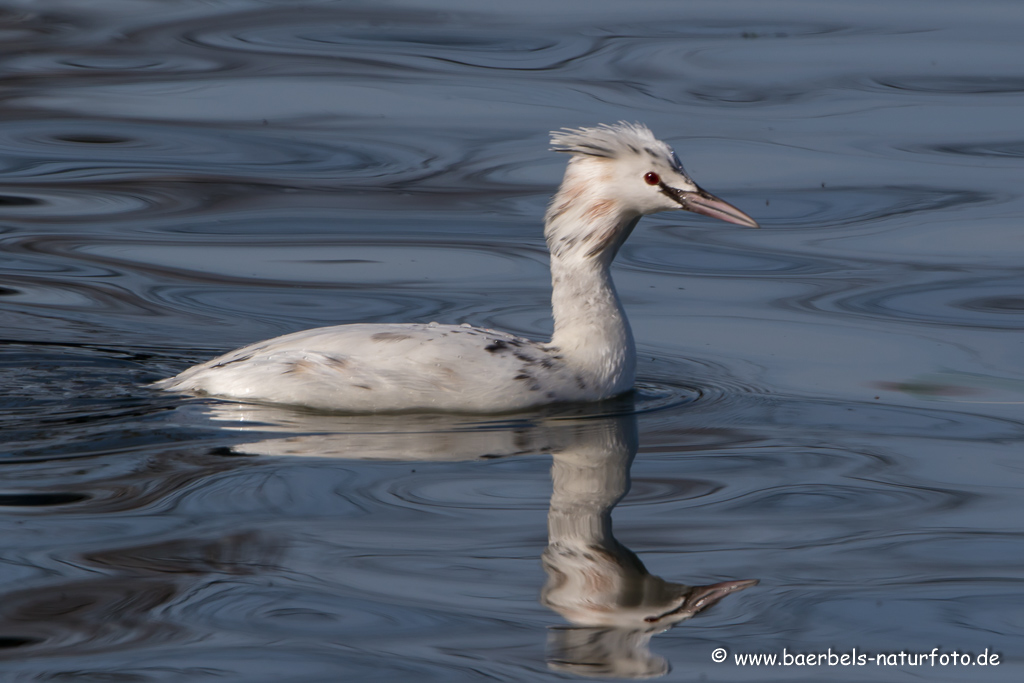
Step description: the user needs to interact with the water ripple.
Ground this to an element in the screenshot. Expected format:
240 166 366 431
818 273 1024 330
179 581 473 641
722 481 967 517
873 75 1024 95
739 186 993 229
7 52 226 77
0 576 189 658
0 491 90 507
623 241 830 276
0 186 179 220
0 120 416 185
914 139 1024 160
184 12 593 72
0 343 192 462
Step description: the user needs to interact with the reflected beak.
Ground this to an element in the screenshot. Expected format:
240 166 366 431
684 578 760 612
662 183 760 228
643 578 759 624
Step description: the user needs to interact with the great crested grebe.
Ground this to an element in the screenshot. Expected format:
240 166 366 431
156 123 758 412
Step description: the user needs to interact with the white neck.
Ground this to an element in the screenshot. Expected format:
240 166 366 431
546 424 634 547
545 183 640 396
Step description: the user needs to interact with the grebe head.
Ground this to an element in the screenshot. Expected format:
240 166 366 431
550 122 759 228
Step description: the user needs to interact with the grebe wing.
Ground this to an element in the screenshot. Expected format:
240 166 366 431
156 323 569 412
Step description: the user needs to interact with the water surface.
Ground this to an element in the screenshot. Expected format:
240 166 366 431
1 0 1023 681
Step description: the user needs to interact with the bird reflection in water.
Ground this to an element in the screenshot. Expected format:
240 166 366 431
541 411 756 678
205 398 758 678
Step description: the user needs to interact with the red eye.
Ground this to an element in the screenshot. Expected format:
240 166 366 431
644 172 660 185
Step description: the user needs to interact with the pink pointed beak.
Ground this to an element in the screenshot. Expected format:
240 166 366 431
680 188 760 228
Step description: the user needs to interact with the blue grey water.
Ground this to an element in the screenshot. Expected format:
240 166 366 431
1 0 1022 680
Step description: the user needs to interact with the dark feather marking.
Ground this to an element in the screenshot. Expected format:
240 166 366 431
517 372 544 391
485 340 509 353
575 375 587 390
372 332 412 343
353 384 372 390
548 205 568 222
513 351 536 364
323 354 349 369
557 142 614 158
212 352 255 369
584 228 620 258
550 234 579 259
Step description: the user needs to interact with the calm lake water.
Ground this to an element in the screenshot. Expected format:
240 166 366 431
2 0 1023 680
